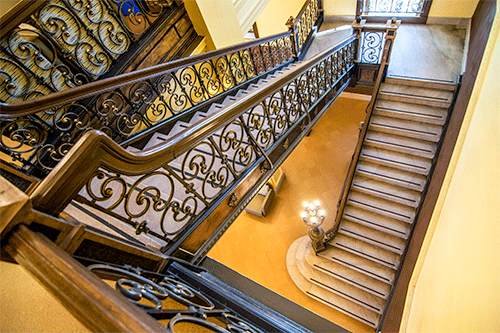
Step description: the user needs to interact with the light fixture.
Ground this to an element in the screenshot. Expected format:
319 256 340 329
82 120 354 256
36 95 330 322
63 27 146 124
301 200 325 227
301 200 326 253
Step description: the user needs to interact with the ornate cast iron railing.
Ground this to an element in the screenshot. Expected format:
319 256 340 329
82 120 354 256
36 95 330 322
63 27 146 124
0 0 175 100
325 20 400 241
4 223 310 332
27 34 357 258
360 0 429 15
286 0 322 59
0 32 295 179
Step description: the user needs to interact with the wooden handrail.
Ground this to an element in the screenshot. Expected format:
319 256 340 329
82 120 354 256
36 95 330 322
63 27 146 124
325 21 400 241
30 34 357 216
0 31 291 117
5 224 167 332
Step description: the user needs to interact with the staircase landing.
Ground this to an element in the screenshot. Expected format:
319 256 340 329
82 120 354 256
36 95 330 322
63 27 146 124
388 24 466 83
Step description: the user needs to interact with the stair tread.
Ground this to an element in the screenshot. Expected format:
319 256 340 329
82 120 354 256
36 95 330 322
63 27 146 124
374 100 448 125
318 245 396 284
369 115 443 142
289 239 382 328
380 83 454 103
347 190 416 223
331 234 401 269
356 160 427 192
305 246 392 299
365 131 437 159
351 174 422 208
360 146 432 175
288 238 381 328
343 205 411 239
338 220 406 254
296 239 386 313
385 76 457 91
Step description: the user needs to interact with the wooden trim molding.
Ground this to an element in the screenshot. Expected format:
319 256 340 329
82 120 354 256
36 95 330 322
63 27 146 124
379 0 497 331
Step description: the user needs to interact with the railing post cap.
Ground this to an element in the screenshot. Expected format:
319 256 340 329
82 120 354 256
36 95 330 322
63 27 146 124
352 18 366 28
385 19 402 28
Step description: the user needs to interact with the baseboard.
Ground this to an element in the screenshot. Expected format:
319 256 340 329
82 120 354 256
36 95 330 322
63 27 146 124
324 15 355 23
340 91 372 101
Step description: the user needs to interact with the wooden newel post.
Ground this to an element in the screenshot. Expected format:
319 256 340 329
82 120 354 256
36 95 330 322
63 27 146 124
286 16 299 60
351 17 366 63
4 225 167 333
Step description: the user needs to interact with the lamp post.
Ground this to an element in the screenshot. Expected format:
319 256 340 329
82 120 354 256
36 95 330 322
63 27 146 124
301 200 326 253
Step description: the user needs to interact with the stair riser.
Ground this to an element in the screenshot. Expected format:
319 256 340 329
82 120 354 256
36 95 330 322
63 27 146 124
364 138 435 159
338 229 404 255
356 170 424 192
347 198 414 224
379 93 451 108
373 108 446 126
350 183 420 208
368 124 441 143
359 155 430 176
385 77 456 91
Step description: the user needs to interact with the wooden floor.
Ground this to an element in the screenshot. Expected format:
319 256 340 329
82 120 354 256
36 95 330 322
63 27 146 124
208 95 373 333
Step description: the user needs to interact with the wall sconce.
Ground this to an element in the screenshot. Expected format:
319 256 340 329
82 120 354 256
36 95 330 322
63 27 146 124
301 200 326 253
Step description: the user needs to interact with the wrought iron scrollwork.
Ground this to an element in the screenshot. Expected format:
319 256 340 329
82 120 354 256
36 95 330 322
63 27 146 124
88 264 264 332
293 0 320 53
359 31 385 64
361 0 428 14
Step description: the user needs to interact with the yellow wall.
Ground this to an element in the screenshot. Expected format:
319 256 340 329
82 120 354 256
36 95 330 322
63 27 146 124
0 261 90 332
429 0 480 18
401 9 500 333
184 0 243 50
255 0 305 37
323 0 357 17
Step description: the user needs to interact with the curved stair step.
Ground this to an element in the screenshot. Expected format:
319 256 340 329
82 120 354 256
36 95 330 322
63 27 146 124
351 175 422 208
287 238 381 328
356 160 427 192
342 205 411 239
347 190 416 224
337 220 406 254
318 245 396 284
369 115 443 142
365 130 438 159
374 99 448 125
359 146 432 175
296 239 386 313
305 246 392 299
330 234 401 269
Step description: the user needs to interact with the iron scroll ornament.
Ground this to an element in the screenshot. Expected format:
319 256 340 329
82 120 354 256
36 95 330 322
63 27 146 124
87 264 264 332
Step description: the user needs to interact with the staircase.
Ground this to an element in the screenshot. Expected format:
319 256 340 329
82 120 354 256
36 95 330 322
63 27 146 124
67 62 300 246
287 76 457 328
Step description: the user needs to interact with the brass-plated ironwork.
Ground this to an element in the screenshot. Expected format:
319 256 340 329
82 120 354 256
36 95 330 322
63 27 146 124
359 31 386 64
28 34 357 255
88 263 265 332
288 0 322 58
0 31 294 178
360 0 429 15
